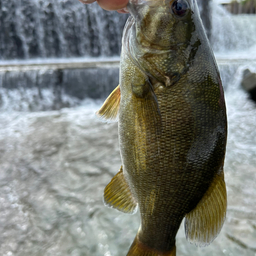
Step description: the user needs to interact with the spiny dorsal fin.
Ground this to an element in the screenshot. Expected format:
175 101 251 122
104 166 138 214
184 171 227 247
96 85 120 121
127 234 176 256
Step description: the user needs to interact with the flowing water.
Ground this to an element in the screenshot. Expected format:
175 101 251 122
211 2 256 54
0 1 256 256
0 0 127 59
0 58 120 111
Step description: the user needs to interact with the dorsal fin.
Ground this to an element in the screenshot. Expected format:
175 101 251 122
96 85 120 121
184 171 227 246
104 166 138 214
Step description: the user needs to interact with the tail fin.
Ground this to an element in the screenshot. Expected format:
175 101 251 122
127 235 176 256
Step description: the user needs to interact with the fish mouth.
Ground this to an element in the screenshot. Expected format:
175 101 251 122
126 0 181 49
122 17 189 88
128 0 176 7
122 16 177 60
127 0 177 13
126 0 195 50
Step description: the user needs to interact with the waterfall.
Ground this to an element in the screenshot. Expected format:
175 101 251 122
0 0 127 60
211 1 256 54
0 0 220 60
0 0 255 111
0 61 119 111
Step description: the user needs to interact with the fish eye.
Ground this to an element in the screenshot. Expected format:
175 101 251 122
171 0 189 17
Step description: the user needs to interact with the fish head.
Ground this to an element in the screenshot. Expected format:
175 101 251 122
127 0 197 49
123 0 214 87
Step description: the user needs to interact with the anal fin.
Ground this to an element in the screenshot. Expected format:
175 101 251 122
185 171 227 246
96 85 120 121
104 166 138 214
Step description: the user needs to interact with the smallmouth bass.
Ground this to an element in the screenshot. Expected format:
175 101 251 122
97 0 227 255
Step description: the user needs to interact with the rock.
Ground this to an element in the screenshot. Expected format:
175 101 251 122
241 69 256 102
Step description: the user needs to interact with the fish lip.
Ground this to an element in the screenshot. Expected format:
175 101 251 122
127 1 173 17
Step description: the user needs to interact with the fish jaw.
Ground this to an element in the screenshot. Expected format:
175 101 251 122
122 0 211 88
127 0 197 49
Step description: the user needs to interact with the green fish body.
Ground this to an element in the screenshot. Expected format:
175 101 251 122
98 0 227 255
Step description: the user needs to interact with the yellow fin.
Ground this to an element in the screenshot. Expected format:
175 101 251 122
185 171 227 247
127 235 176 256
133 82 162 137
104 166 138 214
96 85 120 121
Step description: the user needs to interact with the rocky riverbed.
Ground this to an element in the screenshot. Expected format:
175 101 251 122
0 78 256 256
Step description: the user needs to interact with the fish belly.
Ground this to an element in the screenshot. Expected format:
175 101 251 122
119 80 226 251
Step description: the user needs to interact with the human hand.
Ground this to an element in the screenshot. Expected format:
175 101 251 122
78 0 129 13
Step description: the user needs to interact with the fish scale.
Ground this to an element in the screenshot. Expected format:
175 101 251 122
98 0 227 255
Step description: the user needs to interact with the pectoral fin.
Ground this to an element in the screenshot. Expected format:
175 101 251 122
96 85 120 121
104 166 138 214
133 84 162 137
185 171 227 246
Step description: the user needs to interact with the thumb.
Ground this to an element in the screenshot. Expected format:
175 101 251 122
78 0 96 4
97 0 129 11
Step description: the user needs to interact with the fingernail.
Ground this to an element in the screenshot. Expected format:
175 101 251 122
117 7 129 13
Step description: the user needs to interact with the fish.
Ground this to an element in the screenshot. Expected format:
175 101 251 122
97 0 227 255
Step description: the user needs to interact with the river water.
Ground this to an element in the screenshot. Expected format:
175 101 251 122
0 61 256 256
0 1 256 256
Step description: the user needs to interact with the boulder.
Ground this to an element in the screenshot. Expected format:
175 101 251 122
241 69 256 102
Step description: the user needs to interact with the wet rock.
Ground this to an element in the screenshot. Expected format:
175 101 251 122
241 69 256 102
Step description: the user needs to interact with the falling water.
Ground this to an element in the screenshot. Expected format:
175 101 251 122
0 0 127 59
2 0 256 112
211 1 256 55
0 0 127 110
0 60 119 111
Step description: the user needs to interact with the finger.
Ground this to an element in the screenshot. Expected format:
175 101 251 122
117 7 129 13
78 0 96 4
97 0 129 11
